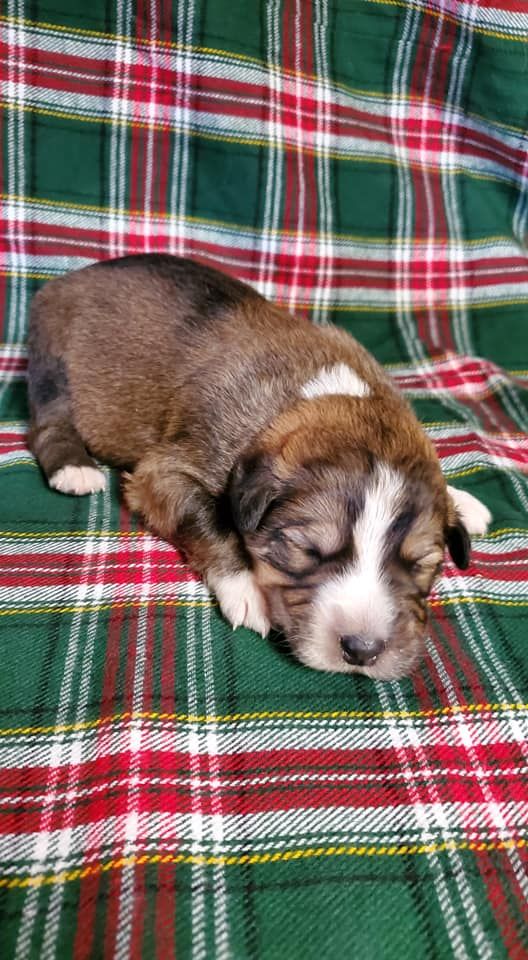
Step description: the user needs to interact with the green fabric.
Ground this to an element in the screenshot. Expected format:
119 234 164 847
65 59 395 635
1 2 528 958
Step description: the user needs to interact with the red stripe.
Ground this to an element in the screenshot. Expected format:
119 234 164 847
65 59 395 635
6 222 528 279
1 774 526 827
2 44 526 174
3 737 525 794
454 0 527 9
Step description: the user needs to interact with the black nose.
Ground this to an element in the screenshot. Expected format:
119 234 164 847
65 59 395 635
340 635 384 667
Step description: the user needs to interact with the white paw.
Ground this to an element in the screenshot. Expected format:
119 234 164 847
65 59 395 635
49 465 106 496
209 570 271 638
447 485 491 536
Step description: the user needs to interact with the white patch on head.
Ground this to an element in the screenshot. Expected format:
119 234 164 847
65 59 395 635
301 363 370 400
49 465 106 496
301 463 405 673
447 485 491 536
208 569 271 638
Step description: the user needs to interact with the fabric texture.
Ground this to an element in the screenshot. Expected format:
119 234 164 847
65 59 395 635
1 1 528 957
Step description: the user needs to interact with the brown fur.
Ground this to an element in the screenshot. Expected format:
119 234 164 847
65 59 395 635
27 254 470 679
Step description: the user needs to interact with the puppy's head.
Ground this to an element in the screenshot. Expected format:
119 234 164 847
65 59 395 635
228 402 470 680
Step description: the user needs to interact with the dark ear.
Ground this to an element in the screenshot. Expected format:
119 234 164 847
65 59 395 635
229 452 283 534
445 516 471 570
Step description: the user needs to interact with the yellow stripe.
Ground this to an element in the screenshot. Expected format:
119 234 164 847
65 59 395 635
2 267 528 315
0 459 36 469
443 465 488 481
0 193 520 247
484 526 528 538
0 269 55 281
442 464 525 482
5 589 528 618
1 11 525 102
2 594 527 617
1 837 526 889
0 13 265 67
0 102 518 191
430 596 528 608
366 0 526 43
0 529 148 538
0 701 525 738
2 574 527 616
0 599 213 616
0 528 507 541
422 420 463 427
294 299 528 313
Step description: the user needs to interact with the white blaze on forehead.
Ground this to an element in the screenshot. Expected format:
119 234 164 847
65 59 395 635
354 464 406 575
301 363 370 400
314 464 405 645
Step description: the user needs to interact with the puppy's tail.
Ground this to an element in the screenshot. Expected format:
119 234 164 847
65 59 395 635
27 294 106 496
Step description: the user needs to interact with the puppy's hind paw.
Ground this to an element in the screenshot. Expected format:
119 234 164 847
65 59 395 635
209 570 271 638
447 485 491 536
49 465 106 496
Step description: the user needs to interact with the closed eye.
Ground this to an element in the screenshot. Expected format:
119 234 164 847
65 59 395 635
304 546 323 563
307 544 353 567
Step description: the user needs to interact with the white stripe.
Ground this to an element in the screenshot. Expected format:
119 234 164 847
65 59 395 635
5 85 525 185
108 0 132 258
285 2 306 313
444 2 479 356
391 6 425 364
1 8 27 406
3 197 526 263
15 466 112 957
0 533 191 561
8 249 528 284
4 18 528 91
142 0 158 251
0 578 210 608
186 604 208 960
168 0 195 255
1 761 525 809
113 536 151 960
202 610 230 957
40 479 114 958
386 9 471 953
312 0 333 325
258 0 284 300
10 257 528 307
386 678 491 959
425 641 524 953
0 709 525 768
418 11 445 348
2 798 526 870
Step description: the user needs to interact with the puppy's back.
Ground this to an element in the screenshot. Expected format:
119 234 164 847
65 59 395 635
28 256 266 463
27 254 407 475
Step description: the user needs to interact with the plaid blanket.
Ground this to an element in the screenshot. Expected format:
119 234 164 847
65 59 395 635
1 1 528 957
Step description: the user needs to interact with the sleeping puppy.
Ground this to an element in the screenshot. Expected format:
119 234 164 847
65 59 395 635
27 254 491 679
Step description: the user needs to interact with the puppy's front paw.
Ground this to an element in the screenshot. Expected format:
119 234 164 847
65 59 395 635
49 465 106 496
447 485 491 536
209 570 271 638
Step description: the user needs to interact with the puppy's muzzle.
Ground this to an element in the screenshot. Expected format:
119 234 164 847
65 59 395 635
340 634 385 667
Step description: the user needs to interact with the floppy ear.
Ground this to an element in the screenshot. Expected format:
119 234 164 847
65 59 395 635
229 452 284 533
445 513 471 570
